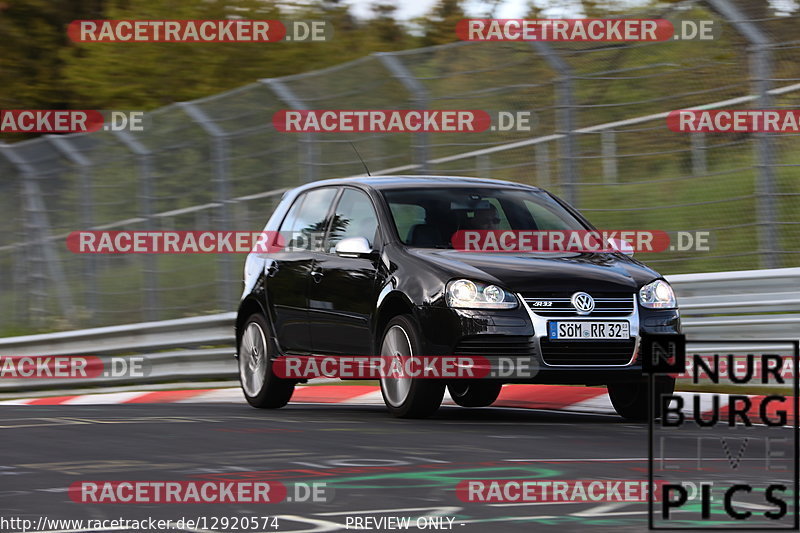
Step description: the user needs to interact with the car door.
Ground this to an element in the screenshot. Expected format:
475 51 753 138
308 187 382 355
266 187 337 353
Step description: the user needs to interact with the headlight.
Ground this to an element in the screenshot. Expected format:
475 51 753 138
446 279 518 309
639 279 677 309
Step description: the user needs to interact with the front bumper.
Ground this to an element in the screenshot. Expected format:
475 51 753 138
414 295 681 385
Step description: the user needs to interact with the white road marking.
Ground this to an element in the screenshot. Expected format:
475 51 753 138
570 502 634 516
490 500 588 508
562 393 615 414
348 390 385 404
62 392 144 405
177 388 242 403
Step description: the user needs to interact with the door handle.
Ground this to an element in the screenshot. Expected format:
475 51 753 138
310 268 324 282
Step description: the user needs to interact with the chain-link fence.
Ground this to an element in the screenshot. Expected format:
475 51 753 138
1 0 798 333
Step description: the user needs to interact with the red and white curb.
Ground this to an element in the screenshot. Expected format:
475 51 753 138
0 384 793 422
0 384 605 407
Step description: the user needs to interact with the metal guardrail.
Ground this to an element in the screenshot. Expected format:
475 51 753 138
0 313 238 391
0 268 797 392
669 267 800 338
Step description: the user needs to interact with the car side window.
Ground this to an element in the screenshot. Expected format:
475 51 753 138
288 188 337 251
278 194 306 233
327 188 380 253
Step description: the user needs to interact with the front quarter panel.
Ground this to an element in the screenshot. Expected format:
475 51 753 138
377 244 532 355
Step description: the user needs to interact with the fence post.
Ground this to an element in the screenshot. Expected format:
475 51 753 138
706 0 778 269
476 154 490 178
530 41 579 207
601 129 618 183
261 78 318 183
376 52 430 174
178 102 235 310
536 142 551 188
0 144 75 326
0 143 22 327
48 136 98 324
114 130 159 320
691 132 707 177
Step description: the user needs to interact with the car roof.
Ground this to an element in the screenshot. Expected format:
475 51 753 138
291 175 542 194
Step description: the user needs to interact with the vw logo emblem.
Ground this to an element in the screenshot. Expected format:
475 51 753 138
571 292 595 315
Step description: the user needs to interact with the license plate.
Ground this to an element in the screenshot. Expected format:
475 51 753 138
548 321 630 340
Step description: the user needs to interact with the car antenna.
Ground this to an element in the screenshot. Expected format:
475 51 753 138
350 141 371 176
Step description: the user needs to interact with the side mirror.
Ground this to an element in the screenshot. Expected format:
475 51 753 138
334 236 373 258
608 237 635 257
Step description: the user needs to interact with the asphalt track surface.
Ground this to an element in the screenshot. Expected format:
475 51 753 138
0 401 796 532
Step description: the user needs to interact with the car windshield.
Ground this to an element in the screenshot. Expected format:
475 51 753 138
382 187 587 248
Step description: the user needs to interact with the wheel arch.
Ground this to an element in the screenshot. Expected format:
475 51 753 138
236 295 269 353
373 291 417 354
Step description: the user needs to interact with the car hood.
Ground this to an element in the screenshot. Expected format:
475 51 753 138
408 249 659 294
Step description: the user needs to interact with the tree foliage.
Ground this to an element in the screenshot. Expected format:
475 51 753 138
0 0 420 114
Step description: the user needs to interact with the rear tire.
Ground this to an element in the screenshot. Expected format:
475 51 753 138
448 382 502 407
379 315 445 418
607 376 675 421
238 313 294 408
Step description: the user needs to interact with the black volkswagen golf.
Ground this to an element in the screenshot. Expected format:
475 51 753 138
236 176 680 418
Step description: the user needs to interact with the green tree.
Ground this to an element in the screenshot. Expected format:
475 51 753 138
416 0 467 47
0 0 105 140
365 2 409 48
0 0 417 119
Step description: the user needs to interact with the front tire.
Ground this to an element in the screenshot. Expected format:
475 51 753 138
379 315 445 418
607 376 675 421
448 382 502 407
238 313 294 408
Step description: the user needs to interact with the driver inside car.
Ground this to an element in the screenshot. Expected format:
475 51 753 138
469 203 501 230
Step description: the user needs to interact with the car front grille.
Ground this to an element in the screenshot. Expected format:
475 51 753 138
539 338 636 366
453 336 536 358
523 293 634 317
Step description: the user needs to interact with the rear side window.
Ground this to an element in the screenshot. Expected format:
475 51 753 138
283 188 337 251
